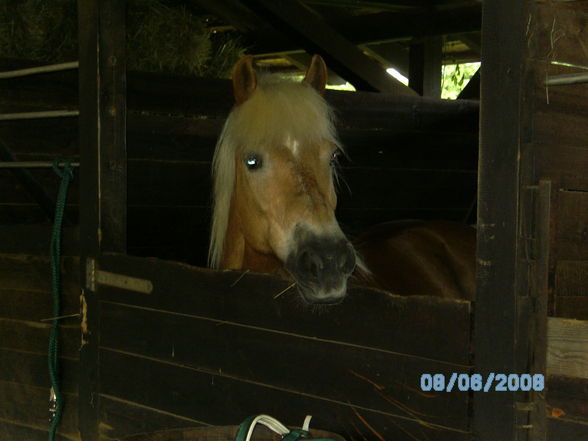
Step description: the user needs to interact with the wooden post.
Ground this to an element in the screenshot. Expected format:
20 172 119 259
474 0 547 440
78 0 127 439
409 36 442 98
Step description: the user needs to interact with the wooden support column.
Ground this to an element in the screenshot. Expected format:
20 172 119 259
78 0 127 439
474 0 547 440
409 36 442 97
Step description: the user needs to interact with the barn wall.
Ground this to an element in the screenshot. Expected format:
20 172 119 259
0 226 80 441
0 60 479 267
527 3 588 322
527 1 588 437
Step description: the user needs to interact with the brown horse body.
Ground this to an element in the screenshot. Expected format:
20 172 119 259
210 55 476 303
353 221 476 300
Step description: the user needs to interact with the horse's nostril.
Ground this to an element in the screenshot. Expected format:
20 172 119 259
299 250 322 279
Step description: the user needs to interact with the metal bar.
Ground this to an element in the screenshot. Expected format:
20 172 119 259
0 110 79 121
0 61 79 79
545 72 588 86
95 269 153 294
0 161 80 168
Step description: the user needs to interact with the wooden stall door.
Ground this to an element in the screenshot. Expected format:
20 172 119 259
80 253 474 441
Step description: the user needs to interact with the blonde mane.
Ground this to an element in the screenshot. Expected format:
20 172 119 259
208 77 340 268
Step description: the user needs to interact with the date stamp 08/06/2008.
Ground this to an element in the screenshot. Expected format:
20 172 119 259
420 373 545 393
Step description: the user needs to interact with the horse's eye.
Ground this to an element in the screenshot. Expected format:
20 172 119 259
245 153 263 171
330 150 341 166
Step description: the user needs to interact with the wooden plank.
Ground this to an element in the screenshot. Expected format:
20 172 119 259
0 349 78 393
1 162 476 209
99 350 471 441
241 0 415 95
554 297 588 321
552 191 588 261
525 180 551 440
0 381 79 441
547 375 588 423
0 255 79 296
556 261 588 297
0 318 80 359
536 145 588 191
548 418 588 441
0 206 473 269
0 226 79 255
99 395 206 441
547 317 588 379
0 205 77 225
0 422 78 441
0 61 479 128
96 253 472 364
100 302 470 430
1 118 477 168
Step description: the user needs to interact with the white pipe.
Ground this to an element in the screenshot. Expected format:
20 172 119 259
0 110 79 121
0 161 80 169
545 72 588 86
0 61 79 79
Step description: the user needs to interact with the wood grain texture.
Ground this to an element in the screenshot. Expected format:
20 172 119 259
83 252 473 441
547 317 588 379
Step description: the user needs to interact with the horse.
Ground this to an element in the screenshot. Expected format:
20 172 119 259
209 54 476 304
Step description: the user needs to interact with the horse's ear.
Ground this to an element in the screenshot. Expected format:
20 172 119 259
232 55 257 105
303 55 328 94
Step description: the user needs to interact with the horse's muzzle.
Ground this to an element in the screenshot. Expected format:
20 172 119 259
285 231 356 304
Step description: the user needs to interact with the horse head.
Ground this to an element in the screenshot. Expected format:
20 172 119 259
209 55 356 304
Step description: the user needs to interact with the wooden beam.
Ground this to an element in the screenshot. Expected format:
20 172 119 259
78 0 127 439
409 36 442 97
458 32 482 54
245 4 482 55
361 42 410 78
242 0 416 94
282 53 347 85
473 0 549 440
457 68 480 100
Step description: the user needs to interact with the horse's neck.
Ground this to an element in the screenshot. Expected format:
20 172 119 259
220 208 284 275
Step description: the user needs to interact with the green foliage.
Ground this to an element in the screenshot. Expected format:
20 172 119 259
0 0 245 78
441 62 480 99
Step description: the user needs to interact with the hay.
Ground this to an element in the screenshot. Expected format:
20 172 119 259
0 0 245 78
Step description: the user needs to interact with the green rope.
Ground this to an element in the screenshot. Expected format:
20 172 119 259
48 159 74 441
